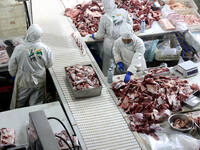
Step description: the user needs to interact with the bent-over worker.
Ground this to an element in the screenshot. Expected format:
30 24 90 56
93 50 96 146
8 24 53 109
90 0 133 76
113 22 146 83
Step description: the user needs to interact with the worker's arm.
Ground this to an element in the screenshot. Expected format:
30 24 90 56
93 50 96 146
93 15 106 40
45 47 53 68
113 39 122 63
127 37 146 73
126 12 133 27
8 46 20 76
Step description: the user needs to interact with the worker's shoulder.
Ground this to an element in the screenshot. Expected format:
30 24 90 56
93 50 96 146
114 37 123 45
117 8 128 14
14 44 25 52
37 43 50 51
135 36 143 43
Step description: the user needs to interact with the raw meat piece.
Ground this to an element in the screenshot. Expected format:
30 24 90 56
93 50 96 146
173 118 190 129
55 130 79 149
145 67 170 75
66 65 100 90
159 18 175 30
0 50 9 64
194 117 200 127
0 128 15 148
71 32 86 55
112 74 199 139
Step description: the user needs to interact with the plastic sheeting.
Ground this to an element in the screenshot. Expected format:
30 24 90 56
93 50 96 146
142 128 200 150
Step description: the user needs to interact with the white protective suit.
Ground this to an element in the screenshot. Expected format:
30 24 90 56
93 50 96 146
8 24 53 109
113 23 146 74
93 0 133 76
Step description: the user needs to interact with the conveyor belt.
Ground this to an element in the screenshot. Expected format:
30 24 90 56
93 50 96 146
32 0 141 149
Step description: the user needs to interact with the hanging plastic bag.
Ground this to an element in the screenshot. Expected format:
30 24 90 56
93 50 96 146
144 40 159 62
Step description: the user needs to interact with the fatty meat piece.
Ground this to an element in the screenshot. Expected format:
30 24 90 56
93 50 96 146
0 128 15 148
159 18 175 30
112 74 199 139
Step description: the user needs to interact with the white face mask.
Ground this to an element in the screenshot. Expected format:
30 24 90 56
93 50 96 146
125 41 133 47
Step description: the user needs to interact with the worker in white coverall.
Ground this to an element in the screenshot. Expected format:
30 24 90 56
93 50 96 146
90 0 133 76
113 23 146 83
8 24 53 109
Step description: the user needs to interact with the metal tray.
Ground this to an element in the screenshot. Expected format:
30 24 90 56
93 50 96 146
65 64 102 99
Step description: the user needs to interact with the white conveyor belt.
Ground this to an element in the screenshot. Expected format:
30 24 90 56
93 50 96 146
32 0 141 150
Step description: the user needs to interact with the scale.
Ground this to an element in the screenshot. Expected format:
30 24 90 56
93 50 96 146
175 60 198 78
184 91 200 108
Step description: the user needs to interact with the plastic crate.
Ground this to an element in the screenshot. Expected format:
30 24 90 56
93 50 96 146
0 4 26 38
155 35 182 61
165 0 198 11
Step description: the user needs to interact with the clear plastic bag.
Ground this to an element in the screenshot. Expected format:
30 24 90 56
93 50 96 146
144 40 159 62
161 5 175 18
142 128 200 150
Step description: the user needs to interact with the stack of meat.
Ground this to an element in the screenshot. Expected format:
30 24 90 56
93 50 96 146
66 65 100 90
112 73 199 139
167 13 200 26
115 0 161 31
64 0 162 36
65 1 104 36
0 128 16 148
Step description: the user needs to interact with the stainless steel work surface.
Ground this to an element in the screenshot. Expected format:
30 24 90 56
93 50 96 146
0 102 73 146
32 0 141 149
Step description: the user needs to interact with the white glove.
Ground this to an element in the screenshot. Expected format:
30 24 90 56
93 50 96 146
84 34 94 41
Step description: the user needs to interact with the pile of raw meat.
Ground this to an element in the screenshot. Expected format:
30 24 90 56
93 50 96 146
112 73 199 139
173 118 190 129
167 0 193 10
65 1 104 36
116 0 161 31
64 0 162 36
0 128 16 148
167 13 200 26
66 65 100 90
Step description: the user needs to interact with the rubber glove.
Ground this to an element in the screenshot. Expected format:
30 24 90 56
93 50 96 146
117 62 125 72
91 34 95 39
12 76 15 81
124 72 132 83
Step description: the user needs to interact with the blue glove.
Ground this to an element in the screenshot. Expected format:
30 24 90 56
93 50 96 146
12 76 15 81
91 34 95 39
117 62 125 71
124 72 132 83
